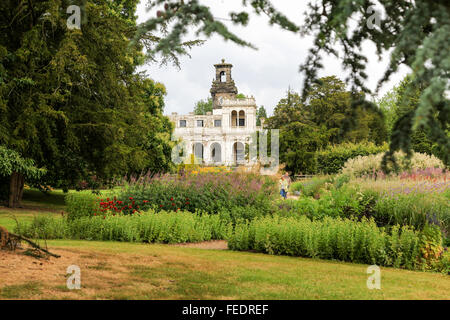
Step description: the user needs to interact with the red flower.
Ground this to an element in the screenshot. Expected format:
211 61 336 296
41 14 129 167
171 203 175 206
129 197 133 200
159 204 163 207
170 197 174 201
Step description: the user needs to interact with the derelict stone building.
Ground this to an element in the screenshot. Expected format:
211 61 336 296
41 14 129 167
169 59 263 166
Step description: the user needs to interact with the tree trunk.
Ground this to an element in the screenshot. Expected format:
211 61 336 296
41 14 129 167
8 172 24 208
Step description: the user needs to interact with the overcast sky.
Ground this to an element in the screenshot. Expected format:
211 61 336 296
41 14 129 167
136 0 410 116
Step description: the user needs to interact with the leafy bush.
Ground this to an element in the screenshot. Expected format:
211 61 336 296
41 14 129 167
228 215 443 270
342 152 445 177
418 224 445 271
290 176 332 197
279 186 378 222
316 142 388 174
65 192 98 220
18 210 232 244
333 174 350 189
374 193 450 236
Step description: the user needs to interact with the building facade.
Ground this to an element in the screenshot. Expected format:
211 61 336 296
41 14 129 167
168 60 263 166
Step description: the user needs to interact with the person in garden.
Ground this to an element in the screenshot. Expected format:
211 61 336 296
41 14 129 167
279 173 290 199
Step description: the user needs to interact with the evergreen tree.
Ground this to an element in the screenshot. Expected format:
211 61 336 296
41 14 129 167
0 0 175 206
256 106 267 126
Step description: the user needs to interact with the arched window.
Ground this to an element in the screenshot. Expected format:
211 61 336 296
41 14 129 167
238 110 245 127
233 142 245 164
193 143 204 162
231 110 238 127
219 71 226 82
210 143 222 163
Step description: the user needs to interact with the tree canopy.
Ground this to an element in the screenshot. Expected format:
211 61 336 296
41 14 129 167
265 77 387 174
378 76 449 166
256 106 267 126
194 97 213 115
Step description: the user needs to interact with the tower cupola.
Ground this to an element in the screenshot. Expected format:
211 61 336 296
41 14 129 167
210 59 238 109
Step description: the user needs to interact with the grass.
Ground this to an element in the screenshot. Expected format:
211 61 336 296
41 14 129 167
0 189 67 230
20 188 69 211
1 240 449 300
0 282 43 299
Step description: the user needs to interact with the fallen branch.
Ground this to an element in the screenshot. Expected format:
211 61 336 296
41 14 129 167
1 226 60 258
13 233 61 258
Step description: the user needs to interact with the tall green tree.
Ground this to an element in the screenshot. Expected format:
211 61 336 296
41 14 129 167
0 0 175 205
256 106 267 126
266 78 387 174
379 76 450 166
265 89 328 174
136 0 449 167
194 97 213 115
305 76 387 145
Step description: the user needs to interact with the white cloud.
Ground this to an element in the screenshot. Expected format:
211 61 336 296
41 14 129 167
137 0 409 116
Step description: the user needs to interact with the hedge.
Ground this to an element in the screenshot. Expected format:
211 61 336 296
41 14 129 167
316 142 388 174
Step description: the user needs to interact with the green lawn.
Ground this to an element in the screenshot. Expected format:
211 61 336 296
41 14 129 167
1 240 449 300
20 188 71 211
0 189 65 231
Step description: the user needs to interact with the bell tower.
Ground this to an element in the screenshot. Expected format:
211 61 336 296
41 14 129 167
210 59 238 109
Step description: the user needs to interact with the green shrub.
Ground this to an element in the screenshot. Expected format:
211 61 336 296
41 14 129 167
285 183 448 237
228 215 440 270
218 205 272 225
16 215 68 239
66 192 99 220
18 210 233 244
291 176 332 197
418 224 446 271
279 186 379 222
333 174 350 189
374 193 450 235
316 142 388 174
65 190 123 220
